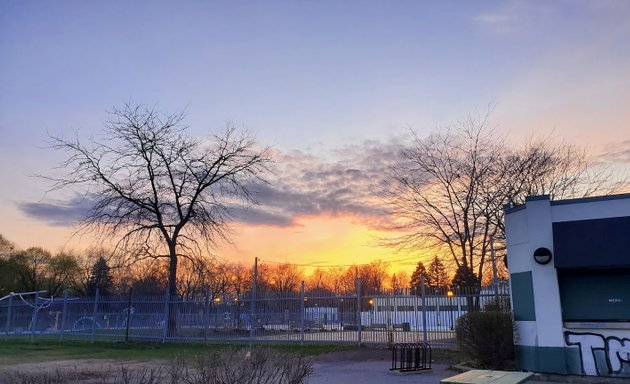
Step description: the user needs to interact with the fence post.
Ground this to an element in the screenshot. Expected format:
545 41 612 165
490 238 500 306
91 288 99 343
125 288 132 342
420 275 428 343
59 290 68 340
162 289 169 343
356 279 362 346
250 256 258 345
30 291 40 343
5 293 13 334
204 289 211 342
300 281 305 345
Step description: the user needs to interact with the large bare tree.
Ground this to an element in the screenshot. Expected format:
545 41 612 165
49 104 271 333
384 110 624 288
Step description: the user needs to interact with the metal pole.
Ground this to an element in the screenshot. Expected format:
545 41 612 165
420 275 428 343
5 293 13 334
204 288 210 342
490 238 499 305
162 287 169 342
125 288 132 342
250 257 258 344
59 290 68 340
30 291 40 343
91 288 99 343
356 278 362 346
300 281 305 345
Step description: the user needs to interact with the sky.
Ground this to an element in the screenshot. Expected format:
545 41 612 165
1 1 629 273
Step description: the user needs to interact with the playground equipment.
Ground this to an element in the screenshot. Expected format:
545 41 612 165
0 290 54 340
72 306 135 331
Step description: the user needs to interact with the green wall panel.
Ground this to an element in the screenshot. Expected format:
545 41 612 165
558 269 630 321
511 271 536 321
515 345 573 375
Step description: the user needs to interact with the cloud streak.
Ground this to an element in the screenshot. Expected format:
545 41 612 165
233 139 406 228
18 195 93 227
18 139 407 230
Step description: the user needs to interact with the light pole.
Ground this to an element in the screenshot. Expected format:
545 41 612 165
447 290 455 330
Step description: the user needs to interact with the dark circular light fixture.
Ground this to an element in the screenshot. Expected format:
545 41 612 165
533 247 552 265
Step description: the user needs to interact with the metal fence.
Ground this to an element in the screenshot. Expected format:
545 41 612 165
0 282 510 348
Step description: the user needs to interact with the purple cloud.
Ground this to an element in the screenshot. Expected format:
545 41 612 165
19 139 407 229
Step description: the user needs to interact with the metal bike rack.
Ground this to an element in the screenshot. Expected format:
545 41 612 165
390 342 432 372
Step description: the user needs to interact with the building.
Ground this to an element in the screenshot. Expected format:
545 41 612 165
505 194 630 378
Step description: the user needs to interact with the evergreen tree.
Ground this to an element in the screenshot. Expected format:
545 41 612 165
452 264 481 311
87 257 113 296
426 256 449 291
409 261 427 295
451 264 480 288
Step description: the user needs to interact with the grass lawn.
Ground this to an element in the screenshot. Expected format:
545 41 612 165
0 337 355 365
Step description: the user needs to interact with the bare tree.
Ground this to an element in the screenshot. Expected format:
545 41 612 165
267 263 304 296
49 103 272 334
389 271 409 294
13 247 52 292
47 250 81 296
383 112 503 288
307 268 329 293
0 234 15 255
341 260 390 295
384 109 625 288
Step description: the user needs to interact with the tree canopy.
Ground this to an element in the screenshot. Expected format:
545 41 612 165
384 109 624 286
49 104 272 334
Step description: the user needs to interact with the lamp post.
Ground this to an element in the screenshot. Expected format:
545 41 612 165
447 290 455 330
232 275 241 329
339 298 344 330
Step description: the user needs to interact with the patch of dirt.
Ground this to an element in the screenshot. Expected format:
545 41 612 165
0 348 392 383
0 359 165 384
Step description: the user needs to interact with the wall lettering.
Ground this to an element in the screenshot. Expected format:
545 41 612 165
565 331 630 376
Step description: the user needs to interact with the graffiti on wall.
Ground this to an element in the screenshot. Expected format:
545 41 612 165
565 331 630 376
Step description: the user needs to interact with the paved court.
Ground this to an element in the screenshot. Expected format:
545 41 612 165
308 358 561 384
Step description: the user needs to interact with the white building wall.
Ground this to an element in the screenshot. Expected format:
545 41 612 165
525 198 565 348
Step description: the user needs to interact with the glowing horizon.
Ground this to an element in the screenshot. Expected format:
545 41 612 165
1 1 629 279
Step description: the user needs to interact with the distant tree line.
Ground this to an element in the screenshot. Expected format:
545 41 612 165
3 233 494 299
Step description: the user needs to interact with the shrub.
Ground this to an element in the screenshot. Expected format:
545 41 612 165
455 311 514 369
170 347 313 384
0 347 312 384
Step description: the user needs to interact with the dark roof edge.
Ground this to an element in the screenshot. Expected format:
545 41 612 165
550 192 630 206
504 193 630 214
525 195 550 202
504 204 526 215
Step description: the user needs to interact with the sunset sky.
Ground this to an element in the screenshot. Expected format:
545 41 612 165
1 1 629 274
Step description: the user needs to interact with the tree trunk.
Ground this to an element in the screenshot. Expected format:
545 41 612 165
167 243 178 337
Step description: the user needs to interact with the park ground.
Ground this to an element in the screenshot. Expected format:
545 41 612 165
0 339 603 383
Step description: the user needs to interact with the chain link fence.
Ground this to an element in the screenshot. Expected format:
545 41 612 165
0 281 510 348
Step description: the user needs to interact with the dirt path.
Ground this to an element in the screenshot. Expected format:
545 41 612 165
0 359 166 384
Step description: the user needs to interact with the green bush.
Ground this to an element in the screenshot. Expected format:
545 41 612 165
455 311 514 369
